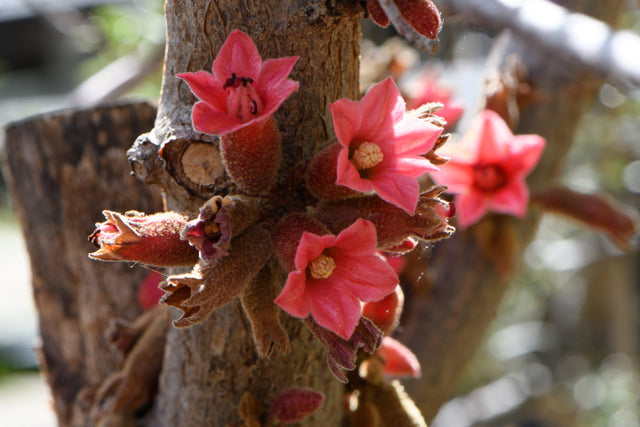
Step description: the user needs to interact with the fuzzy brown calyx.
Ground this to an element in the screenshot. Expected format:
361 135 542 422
239 264 290 357
88 210 198 267
160 224 273 328
305 142 362 202
220 116 282 195
315 186 455 250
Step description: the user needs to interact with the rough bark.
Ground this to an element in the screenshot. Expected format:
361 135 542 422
126 1 363 425
2 102 162 426
401 0 627 420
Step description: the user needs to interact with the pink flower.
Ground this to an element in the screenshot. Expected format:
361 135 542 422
406 71 464 129
275 219 398 340
330 77 443 214
431 110 546 227
177 30 299 135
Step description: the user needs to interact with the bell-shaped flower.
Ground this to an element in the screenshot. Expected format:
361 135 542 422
275 219 398 340
330 78 442 214
431 110 546 227
177 29 299 135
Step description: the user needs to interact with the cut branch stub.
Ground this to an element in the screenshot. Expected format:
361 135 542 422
159 131 229 198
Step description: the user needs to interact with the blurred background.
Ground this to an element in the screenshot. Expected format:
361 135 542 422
0 1 639 426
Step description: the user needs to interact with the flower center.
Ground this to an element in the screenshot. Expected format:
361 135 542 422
351 142 384 170
223 73 264 122
308 253 336 279
472 164 507 193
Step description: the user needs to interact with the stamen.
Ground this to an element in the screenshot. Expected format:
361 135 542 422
308 254 336 279
351 142 384 170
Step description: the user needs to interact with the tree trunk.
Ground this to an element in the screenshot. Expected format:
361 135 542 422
127 1 363 425
3 102 162 426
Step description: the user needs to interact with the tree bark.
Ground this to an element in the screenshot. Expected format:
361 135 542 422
401 0 627 420
126 1 363 425
3 102 162 426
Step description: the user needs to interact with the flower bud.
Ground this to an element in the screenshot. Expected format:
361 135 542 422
88 210 198 267
362 285 404 335
160 224 273 328
271 388 325 424
239 265 289 357
315 186 455 250
377 336 421 378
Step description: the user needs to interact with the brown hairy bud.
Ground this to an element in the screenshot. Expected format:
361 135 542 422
315 186 455 250
274 213 330 271
160 224 273 328
270 388 325 424
395 0 442 39
220 116 282 195
182 194 263 261
239 264 290 357
88 210 198 267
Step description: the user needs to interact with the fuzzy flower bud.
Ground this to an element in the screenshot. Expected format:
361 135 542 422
367 0 442 40
362 285 404 336
160 224 272 328
271 388 325 424
315 186 455 251
88 210 198 267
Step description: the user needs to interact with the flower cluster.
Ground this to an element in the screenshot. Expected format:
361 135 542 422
87 30 495 384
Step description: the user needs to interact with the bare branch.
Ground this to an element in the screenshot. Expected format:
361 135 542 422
437 0 640 90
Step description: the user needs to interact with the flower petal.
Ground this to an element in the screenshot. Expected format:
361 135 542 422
371 172 420 214
212 30 262 81
330 98 362 147
455 191 489 228
275 270 310 318
177 71 227 112
306 280 361 340
358 78 404 141
331 254 398 303
192 102 243 135
335 146 374 193
391 115 442 156
294 232 336 272
503 134 546 177
489 179 529 217
475 110 513 163
430 161 475 193
332 218 378 257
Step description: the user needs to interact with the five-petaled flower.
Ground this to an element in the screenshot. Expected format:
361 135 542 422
330 77 443 214
177 29 299 135
431 110 546 227
275 219 398 340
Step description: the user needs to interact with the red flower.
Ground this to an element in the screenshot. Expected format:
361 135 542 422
330 78 442 214
431 110 545 227
177 30 299 135
275 219 398 340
